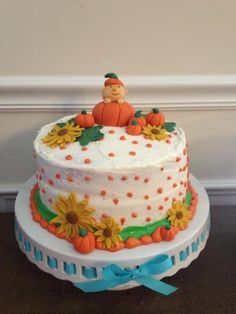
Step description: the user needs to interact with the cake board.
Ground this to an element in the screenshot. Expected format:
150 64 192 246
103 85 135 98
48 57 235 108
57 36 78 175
15 174 210 292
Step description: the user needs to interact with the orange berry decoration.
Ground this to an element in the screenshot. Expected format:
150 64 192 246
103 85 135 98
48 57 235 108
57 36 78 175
129 110 146 127
75 109 95 128
126 120 142 136
146 108 165 127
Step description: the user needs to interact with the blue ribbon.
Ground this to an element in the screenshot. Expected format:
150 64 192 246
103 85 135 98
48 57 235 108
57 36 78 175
74 254 177 295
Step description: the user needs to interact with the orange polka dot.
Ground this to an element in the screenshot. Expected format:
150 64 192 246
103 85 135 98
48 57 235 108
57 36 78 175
180 180 184 185
100 190 107 196
147 205 152 210
172 197 177 202
144 177 149 183
113 198 119 205
42 188 46 194
55 173 61 179
179 192 183 196
144 194 149 200
183 148 187 155
165 139 171 144
41 168 45 173
146 143 152 148
167 176 172 180
168 134 172 138
84 175 92 181
121 176 128 181
176 157 181 162
159 205 164 210
146 217 152 222
120 135 126 140
84 158 91 164
109 129 115 134
160 167 164 171
173 183 178 188
174 132 178 136
179 168 183 172
134 175 140 180
65 154 73 160
67 176 74 182
132 140 139 144
39 176 42 181
48 179 54 186
108 152 115 157
157 188 163 194
127 192 134 198
164 197 169 202
108 175 114 181
120 217 126 225
81 147 88 151
48 198 53 203
84 193 90 199
102 213 108 219
132 212 138 218
129 151 136 156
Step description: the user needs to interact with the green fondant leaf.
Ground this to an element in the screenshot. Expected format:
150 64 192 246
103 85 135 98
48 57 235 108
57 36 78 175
34 190 57 221
163 122 176 132
78 126 104 146
185 192 192 206
56 122 66 128
119 218 170 241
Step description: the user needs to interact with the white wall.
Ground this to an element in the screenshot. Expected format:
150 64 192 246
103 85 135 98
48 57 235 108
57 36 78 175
1 0 236 75
0 1 236 206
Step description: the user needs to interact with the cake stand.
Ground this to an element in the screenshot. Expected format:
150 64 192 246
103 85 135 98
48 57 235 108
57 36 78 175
15 174 210 293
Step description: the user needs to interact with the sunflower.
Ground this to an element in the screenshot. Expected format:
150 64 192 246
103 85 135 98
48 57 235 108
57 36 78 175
167 201 190 230
42 122 84 148
142 124 168 141
50 192 95 238
94 216 122 249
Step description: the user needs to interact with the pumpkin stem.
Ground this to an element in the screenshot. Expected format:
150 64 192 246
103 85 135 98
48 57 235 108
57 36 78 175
130 120 138 126
134 110 143 118
104 72 119 79
79 228 88 237
165 224 171 230
152 108 160 113
81 109 87 114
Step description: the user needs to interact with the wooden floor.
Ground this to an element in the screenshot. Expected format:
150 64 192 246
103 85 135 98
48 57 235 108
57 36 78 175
0 206 236 314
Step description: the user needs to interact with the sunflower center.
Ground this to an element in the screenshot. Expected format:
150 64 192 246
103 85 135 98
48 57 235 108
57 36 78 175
66 211 78 224
151 129 160 134
58 128 68 136
103 228 112 237
176 211 183 219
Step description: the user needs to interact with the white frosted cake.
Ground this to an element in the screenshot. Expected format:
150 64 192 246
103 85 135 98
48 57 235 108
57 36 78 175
30 73 197 254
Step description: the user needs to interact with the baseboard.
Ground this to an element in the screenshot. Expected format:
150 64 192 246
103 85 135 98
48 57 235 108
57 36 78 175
1 180 235 212
1 75 236 112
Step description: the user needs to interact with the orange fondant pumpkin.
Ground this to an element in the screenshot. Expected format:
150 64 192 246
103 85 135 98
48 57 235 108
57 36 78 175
160 226 178 241
151 227 162 243
73 229 95 254
146 108 165 127
92 101 135 127
75 110 95 128
126 120 142 135
129 110 146 127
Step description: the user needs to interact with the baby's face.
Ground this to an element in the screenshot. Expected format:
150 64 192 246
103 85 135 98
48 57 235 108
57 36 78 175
102 84 127 101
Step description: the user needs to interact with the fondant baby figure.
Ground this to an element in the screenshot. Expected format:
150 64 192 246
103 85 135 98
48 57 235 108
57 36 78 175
92 73 134 126
102 73 128 104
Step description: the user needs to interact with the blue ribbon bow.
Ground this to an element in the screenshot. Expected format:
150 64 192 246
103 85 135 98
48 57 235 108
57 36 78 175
74 254 177 295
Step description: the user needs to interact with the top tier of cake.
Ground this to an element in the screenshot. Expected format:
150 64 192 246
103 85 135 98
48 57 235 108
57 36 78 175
33 115 188 228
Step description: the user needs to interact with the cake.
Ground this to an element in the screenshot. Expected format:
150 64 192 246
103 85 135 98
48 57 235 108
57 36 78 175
31 73 198 254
